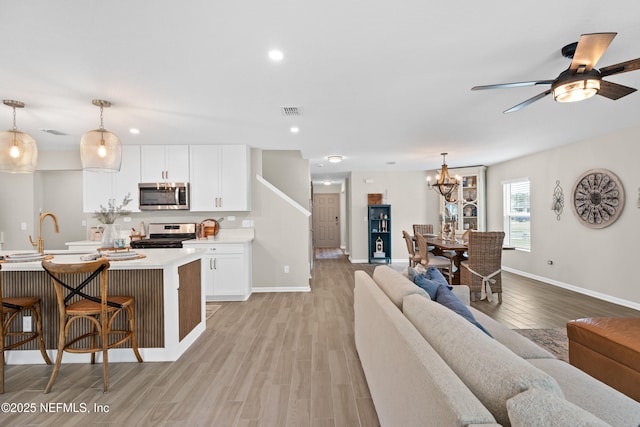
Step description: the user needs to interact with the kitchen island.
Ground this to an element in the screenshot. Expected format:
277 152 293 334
0 248 206 364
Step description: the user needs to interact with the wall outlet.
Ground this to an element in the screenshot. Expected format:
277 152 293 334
20 222 27 231
23 316 32 332
123 217 132 223
81 220 87 226
284 265 290 273
227 215 236 221
242 219 254 228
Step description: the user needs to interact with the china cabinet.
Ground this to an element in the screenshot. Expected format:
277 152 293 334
439 166 486 235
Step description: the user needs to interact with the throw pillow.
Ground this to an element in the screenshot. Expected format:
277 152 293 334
435 284 492 337
412 274 440 300
423 266 451 289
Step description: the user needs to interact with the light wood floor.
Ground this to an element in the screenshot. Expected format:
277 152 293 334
2 252 639 426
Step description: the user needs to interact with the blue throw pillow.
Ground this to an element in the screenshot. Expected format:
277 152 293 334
412 274 440 300
423 266 451 290
435 285 493 337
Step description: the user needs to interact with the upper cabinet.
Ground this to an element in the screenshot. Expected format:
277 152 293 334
439 165 486 234
189 145 251 211
83 145 141 213
140 145 190 183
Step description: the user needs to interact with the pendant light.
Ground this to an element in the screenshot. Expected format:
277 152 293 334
81 99 121 172
0 99 38 173
427 153 459 202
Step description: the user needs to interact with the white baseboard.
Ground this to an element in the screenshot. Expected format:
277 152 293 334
502 266 640 311
252 286 311 293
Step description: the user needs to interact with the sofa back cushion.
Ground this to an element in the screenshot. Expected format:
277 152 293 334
372 265 428 310
403 294 564 426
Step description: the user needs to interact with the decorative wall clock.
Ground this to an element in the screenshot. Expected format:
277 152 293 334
572 169 624 229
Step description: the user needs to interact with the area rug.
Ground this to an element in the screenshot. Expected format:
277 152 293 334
206 303 222 320
514 328 569 363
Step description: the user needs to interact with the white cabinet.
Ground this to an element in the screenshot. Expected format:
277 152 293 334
439 166 487 234
189 145 250 211
140 145 190 182
83 145 141 213
183 242 251 301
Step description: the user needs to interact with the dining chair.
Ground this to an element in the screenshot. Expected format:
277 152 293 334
402 230 422 267
415 233 452 284
1 264 52 393
460 231 505 303
41 259 143 393
412 224 434 236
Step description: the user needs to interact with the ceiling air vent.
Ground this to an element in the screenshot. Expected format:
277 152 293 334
40 129 67 136
280 106 301 116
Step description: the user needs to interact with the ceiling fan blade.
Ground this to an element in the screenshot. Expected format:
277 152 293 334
503 89 552 113
570 32 617 72
472 80 554 90
600 57 640 77
597 80 637 100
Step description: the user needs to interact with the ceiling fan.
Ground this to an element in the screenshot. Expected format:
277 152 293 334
472 32 640 113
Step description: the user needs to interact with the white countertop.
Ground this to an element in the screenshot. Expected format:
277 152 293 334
0 248 205 271
183 228 255 245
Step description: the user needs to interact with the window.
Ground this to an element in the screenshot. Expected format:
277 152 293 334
503 179 530 250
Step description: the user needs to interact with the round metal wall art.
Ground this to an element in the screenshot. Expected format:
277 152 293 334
572 168 624 229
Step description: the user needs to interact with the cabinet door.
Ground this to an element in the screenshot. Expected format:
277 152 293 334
218 145 250 211
112 145 141 212
202 255 216 297
140 145 190 182
83 170 112 213
189 145 221 211
213 253 245 296
165 145 190 182
140 145 166 181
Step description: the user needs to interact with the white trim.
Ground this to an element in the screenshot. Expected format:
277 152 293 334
252 286 311 293
256 174 311 217
502 266 640 311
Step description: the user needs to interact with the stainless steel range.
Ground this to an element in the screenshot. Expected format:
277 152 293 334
130 223 196 249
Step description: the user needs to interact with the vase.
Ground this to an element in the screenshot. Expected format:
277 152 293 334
101 223 119 248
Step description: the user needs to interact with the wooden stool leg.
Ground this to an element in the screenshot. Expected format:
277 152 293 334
127 305 143 363
33 302 52 365
44 317 67 393
1 324 5 394
103 327 109 392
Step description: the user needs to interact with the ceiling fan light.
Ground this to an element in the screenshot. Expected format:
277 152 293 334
553 79 600 103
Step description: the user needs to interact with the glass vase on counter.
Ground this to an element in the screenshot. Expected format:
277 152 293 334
101 223 120 248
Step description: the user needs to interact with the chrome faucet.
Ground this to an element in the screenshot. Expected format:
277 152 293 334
29 212 60 254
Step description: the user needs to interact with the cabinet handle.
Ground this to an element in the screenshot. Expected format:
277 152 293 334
210 258 213 270
213 258 217 270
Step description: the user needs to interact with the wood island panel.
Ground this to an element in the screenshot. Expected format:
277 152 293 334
178 260 201 341
1 269 165 349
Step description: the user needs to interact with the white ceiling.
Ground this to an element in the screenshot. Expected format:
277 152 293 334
3 1 640 182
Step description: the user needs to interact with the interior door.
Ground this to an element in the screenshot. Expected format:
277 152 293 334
313 193 340 248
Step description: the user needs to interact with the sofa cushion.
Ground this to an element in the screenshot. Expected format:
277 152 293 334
506 389 610 427
528 358 640 427
403 294 564 427
412 273 441 300
373 265 428 310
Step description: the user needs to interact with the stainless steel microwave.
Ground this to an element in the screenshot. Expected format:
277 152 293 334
139 182 190 211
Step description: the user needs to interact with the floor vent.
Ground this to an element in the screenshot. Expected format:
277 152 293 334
280 106 301 116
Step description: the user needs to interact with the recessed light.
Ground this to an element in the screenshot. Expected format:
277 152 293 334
324 180 332 186
269 50 284 61
290 126 299 133
129 128 140 135
327 155 343 163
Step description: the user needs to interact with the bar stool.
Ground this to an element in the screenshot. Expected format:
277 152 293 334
1 264 52 393
41 259 142 393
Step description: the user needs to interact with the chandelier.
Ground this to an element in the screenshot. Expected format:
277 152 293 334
427 153 458 202
0 99 38 173
80 99 122 172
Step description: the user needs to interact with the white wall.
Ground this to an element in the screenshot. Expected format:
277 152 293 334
487 125 640 307
348 170 435 263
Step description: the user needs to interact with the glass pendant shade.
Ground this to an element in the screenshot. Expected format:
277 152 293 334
0 100 38 173
80 128 122 172
81 99 122 172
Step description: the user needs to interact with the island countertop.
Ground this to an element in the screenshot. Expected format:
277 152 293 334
0 248 205 271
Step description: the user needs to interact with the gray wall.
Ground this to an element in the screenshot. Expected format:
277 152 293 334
487 125 640 307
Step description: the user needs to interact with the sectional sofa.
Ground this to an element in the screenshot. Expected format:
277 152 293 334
354 265 640 426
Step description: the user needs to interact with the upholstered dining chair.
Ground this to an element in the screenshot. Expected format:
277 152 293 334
460 231 505 303
41 259 143 393
0 264 52 393
415 233 452 284
402 230 422 267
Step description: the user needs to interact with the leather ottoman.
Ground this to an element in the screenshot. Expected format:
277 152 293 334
567 317 640 402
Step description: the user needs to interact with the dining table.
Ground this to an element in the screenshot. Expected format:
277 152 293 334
424 237 469 285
